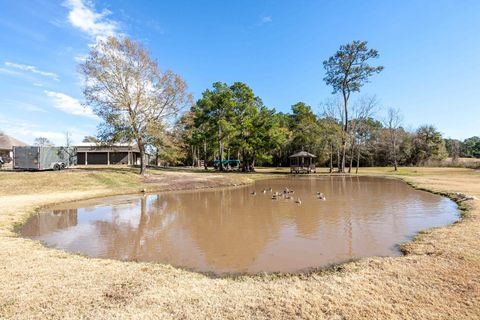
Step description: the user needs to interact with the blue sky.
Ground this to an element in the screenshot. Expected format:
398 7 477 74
0 0 479 145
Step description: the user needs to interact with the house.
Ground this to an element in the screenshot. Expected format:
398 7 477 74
0 133 28 160
74 142 143 165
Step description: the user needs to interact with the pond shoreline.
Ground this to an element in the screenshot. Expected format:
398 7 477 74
0 167 479 319
19 175 460 276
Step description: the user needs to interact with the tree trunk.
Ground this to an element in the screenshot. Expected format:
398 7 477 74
337 147 341 172
139 141 146 175
356 144 360 174
329 143 333 173
203 139 208 170
348 138 355 173
218 126 224 171
340 90 349 173
197 146 200 167
393 137 398 171
191 145 195 167
341 141 347 173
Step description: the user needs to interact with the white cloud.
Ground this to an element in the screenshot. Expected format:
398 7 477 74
44 90 97 119
74 54 87 62
0 111 93 145
0 113 63 144
64 0 119 41
4 62 59 80
1 99 46 113
261 16 272 24
24 104 47 113
18 129 65 142
0 67 23 77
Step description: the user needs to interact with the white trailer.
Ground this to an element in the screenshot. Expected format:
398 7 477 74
13 146 76 171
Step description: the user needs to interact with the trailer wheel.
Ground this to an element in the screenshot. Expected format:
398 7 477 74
53 163 61 171
60 163 66 170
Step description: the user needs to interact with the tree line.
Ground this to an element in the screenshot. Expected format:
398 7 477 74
172 92 454 172
76 36 477 174
445 136 480 161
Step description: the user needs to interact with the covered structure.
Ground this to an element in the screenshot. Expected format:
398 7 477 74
0 133 28 161
74 142 143 165
289 151 316 173
213 159 240 171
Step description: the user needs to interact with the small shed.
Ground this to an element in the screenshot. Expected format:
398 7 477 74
289 151 316 173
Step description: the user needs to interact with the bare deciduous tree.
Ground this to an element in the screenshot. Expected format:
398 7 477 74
450 140 461 163
61 132 76 166
348 95 378 173
80 37 192 175
322 96 345 172
34 137 54 147
385 107 403 171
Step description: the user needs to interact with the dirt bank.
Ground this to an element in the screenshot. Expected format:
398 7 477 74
0 166 479 319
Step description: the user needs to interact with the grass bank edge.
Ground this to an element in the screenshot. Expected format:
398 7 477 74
2 167 474 280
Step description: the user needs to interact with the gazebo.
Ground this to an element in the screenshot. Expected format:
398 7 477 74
289 151 316 173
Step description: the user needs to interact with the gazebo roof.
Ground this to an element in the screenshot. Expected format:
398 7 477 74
289 151 316 158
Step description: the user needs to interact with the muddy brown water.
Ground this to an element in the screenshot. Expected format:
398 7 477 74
20 176 458 274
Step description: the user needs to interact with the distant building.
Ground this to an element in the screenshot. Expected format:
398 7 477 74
0 133 28 160
74 142 143 165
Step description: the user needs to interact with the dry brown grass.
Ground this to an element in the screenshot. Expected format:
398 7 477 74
0 166 479 319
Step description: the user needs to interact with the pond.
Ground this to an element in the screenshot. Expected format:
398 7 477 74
20 176 458 274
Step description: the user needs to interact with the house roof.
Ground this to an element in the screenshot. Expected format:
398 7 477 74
74 142 141 153
289 151 317 158
0 133 28 150
74 142 137 148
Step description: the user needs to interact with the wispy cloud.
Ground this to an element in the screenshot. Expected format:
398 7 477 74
16 129 66 142
64 0 119 41
261 16 272 24
4 62 59 80
0 113 61 143
74 54 87 62
1 99 47 113
0 112 91 145
0 67 23 77
44 90 97 119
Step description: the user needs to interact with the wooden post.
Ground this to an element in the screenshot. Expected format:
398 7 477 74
85 152 88 165
107 152 110 165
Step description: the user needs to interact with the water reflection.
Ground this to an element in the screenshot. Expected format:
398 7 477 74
20 176 458 273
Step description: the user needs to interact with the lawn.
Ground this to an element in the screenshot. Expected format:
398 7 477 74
0 166 479 319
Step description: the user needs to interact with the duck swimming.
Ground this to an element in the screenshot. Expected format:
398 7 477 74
317 192 326 200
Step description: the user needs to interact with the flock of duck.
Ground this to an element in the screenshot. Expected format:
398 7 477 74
250 187 326 204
